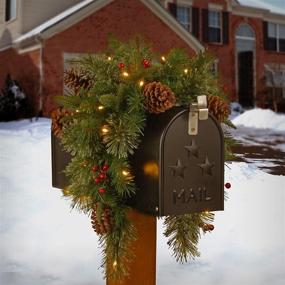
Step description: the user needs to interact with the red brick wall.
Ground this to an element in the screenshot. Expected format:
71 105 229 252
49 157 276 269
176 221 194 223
43 0 197 114
191 0 285 104
0 48 40 115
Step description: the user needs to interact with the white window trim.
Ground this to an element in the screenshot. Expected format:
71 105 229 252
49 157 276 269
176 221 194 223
236 36 255 41
208 3 223 11
177 0 193 5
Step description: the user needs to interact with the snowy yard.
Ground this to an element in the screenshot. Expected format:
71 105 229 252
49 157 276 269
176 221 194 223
0 109 285 285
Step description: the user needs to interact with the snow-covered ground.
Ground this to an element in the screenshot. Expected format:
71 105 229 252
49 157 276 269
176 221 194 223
0 110 285 285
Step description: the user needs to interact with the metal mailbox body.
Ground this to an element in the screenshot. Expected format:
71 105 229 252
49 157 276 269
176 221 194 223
129 107 224 216
52 107 224 217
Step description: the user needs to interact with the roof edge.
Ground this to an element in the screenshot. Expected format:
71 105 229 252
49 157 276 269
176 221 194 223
12 0 204 53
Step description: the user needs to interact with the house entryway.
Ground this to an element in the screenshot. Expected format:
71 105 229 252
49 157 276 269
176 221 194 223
238 51 254 107
236 23 256 107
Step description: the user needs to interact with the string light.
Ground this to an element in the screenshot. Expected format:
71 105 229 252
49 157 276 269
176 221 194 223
101 126 109 134
161 56 166 62
122 170 129 176
122 71 129 77
98 105 104 110
113 260 117 268
139 80 144 87
184 69 188 74
76 109 80 113
107 56 112 61
143 161 159 177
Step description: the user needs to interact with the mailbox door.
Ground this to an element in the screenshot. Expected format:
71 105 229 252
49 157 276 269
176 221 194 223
160 110 224 216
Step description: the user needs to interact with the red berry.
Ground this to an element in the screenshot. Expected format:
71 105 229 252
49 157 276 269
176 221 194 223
99 172 107 180
208 224 215 231
98 188 106 194
102 164 110 171
142 59 151 68
92 165 99 172
94 177 101 184
225 182 231 189
118 62 125 69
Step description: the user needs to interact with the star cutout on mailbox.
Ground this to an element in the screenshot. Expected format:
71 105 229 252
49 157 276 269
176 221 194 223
184 139 199 158
198 154 214 176
169 159 186 178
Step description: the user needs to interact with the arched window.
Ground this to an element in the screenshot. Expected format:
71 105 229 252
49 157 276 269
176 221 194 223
235 23 255 52
236 23 255 40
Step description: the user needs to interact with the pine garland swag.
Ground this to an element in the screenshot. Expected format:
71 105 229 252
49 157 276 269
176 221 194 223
52 37 234 281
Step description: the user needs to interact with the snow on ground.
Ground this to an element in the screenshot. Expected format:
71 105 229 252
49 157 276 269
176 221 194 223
232 108 285 132
0 116 285 285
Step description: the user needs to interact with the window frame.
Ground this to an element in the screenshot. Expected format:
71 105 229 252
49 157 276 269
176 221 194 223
211 59 219 75
267 22 285 53
176 4 192 32
5 0 17 23
208 9 222 44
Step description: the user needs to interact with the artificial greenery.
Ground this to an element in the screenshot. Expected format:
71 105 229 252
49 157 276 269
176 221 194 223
54 37 233 280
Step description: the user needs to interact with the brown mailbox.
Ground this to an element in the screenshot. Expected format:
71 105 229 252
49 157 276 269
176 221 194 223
128 107 224 216
52 107 224 217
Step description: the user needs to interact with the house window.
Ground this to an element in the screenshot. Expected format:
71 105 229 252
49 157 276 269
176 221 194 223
177 5 191 32
5 0 17 22
236 23 255 52
208 10 221 43
267 22 285 52
210 59 219 75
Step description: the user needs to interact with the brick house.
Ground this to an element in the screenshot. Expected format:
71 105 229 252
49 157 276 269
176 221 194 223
162 0 285 111
0 0 285 115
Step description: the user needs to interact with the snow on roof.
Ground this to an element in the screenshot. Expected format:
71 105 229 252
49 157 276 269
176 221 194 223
14 0 95 43
238 0 285 16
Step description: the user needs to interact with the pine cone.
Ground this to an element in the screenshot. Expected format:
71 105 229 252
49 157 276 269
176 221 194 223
64 68 93 92
51 107 72 138
143 82 176 114
207 95 230 122
91 204 113 235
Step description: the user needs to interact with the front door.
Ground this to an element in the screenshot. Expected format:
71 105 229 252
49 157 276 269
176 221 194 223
238 51 254 107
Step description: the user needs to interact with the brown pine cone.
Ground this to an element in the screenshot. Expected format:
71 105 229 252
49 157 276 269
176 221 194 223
91 204 113 235
51 107 72 138
64 68 93 92
207 95 230 122
143 82 176 114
